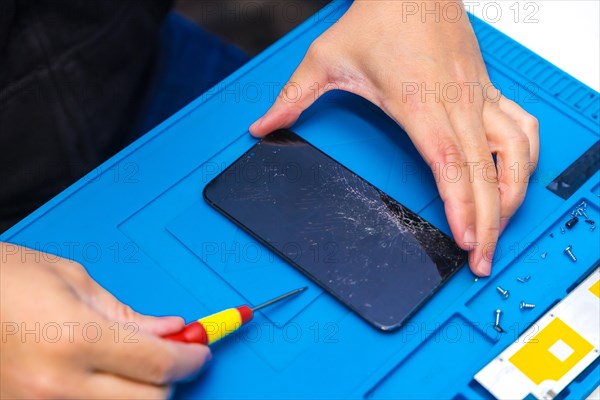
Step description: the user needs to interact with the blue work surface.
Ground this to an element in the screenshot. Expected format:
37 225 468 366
3 1 599 398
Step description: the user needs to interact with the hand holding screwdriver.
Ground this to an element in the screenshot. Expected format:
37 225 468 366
164 287 307 345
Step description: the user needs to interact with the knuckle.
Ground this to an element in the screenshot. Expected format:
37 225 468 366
434 139 465 166
506 130 531 157
522 114 539 133
114 303 137 322
456 90 480 108
402 95 427 114
67 262 89 279
484 225 501 241
306 38 330 62
511 130 531 147
461 195 477 209
478 225 500 249
55 258 88 279
472 158 498 184
484 85 502 100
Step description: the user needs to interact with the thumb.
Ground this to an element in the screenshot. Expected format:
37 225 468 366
250 46 330 137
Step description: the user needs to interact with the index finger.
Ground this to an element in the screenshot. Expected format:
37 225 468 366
446 104 501 276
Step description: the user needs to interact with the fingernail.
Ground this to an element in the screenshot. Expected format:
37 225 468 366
476 258 491 277
462 225 476 250
249 118 263 134
499 218 510 235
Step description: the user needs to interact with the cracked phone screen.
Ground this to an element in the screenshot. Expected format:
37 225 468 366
204 129 467 331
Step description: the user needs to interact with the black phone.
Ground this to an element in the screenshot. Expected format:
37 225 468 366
203 129 467 331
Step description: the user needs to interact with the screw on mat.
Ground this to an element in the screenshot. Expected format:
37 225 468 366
540 251 547 259
493 309 504 333
563 245 577 262
519 301 536 311
560 227 565 234
496 286 510 299
577 208 589 219
517 275 531 283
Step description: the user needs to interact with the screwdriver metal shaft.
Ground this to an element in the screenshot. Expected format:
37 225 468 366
164 287 307 345
252 287 307 311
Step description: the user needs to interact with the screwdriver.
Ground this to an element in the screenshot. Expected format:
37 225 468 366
163 287 307 345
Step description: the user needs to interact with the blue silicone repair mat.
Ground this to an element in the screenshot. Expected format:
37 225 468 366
2 1 599 398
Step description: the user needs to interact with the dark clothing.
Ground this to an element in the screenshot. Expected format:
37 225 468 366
133 12 248 137
0 1 247 232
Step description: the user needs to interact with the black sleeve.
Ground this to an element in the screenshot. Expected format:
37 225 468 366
0 0 173 233
0 0 15 53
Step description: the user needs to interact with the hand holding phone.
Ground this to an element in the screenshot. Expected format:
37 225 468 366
204 130 467 330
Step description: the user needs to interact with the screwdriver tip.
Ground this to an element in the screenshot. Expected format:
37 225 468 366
251 286 309 312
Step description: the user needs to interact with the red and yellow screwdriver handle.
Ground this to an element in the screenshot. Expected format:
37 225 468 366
163 306 253 345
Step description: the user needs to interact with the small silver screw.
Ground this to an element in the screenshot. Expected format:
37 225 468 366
591 225 597 232
560 227 566 234
577 208 589 219
517 275 531 283
540 251 548 259
519 301 536 310
496 286 510 299
494 309 504 333
563 245 577 262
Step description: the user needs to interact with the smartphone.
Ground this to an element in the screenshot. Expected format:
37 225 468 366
203 129 467 331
